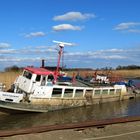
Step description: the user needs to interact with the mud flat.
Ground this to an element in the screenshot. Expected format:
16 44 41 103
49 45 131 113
1 120 140 140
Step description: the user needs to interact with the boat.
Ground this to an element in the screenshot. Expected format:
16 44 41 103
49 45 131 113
0 41 137 113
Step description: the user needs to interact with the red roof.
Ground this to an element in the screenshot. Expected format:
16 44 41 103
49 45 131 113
25 67 54 75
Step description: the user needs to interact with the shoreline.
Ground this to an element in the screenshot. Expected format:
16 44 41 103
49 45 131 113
1 118 140 140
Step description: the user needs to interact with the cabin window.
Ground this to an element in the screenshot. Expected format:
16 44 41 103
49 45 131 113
94 90 101 95
23 71 27 77
41 77 46 86
102 90 108 95
52 88 62 97
36 75 41 82
23 71 32 80
64 89 73 97
110 89 115 95
47 75 54 82
28 73 32 79
75 89 84 97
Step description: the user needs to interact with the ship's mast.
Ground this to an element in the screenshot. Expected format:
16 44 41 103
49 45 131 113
56 43 64 77
53 40 74 80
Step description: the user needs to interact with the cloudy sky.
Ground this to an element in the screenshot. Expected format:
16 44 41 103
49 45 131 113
0 0 140 70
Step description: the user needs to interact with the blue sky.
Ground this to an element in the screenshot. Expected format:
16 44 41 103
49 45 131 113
0 0 140 70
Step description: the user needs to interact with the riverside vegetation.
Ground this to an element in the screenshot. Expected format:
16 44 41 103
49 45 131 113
0 69 140 91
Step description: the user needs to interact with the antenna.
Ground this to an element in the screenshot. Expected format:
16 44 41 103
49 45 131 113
53 40 75 80
53 40 75 47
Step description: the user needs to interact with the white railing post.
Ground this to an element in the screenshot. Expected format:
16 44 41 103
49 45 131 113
72 88 76 98
83 89 86 97
92 89 95 97
100 88 103 95
108 89 110 95
114 88 117 94
61 88 65 98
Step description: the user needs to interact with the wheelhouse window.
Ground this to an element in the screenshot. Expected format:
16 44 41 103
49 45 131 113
23 70 32 80
48 75 54 82
41 76 46 86
36 75 41 82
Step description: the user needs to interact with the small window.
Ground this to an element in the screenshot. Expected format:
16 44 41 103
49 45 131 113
64 89 73 97
102 90 108 94
75 89 84 97
41 76 46 86
52 88 62 97
23 70 32 79
23 71 27 77
36 75 41 82
94 90 101 95
28 73 32 79
110 89 115 95
48 75 54 82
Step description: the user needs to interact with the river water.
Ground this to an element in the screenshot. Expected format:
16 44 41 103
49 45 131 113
0 80 140 131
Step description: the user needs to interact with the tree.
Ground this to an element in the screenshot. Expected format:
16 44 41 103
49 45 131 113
5 65 20 72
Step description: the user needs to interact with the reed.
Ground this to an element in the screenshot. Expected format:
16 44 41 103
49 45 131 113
110 69 140 78
0 69 140 91
0 71 21 91
67 69 140 78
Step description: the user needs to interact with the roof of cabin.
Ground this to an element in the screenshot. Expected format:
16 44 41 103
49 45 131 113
25 67 54 75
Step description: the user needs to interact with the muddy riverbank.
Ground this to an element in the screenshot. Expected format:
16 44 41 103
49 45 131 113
1 120 140 140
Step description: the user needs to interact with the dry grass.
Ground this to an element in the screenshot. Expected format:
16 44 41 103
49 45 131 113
0 71 21 91
111 69 140 78
0 69 140 91
67 69 140 78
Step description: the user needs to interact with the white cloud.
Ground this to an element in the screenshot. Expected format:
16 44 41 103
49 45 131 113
100 55 126 59
35 45 57 52
20 46 57 54
0 46 139 62
0 45 57 55
25 31 46 38
0 57 42 62
65 49 127 60
1 45 140 70
114 22 140 33
0 49 17 54
53 11 95 21
52 24 82 31
127 29 140 33
100 49 124 53
0 43 11 49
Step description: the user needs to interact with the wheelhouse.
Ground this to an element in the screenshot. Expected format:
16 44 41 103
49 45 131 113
23 67 55 84
15 67 55 93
